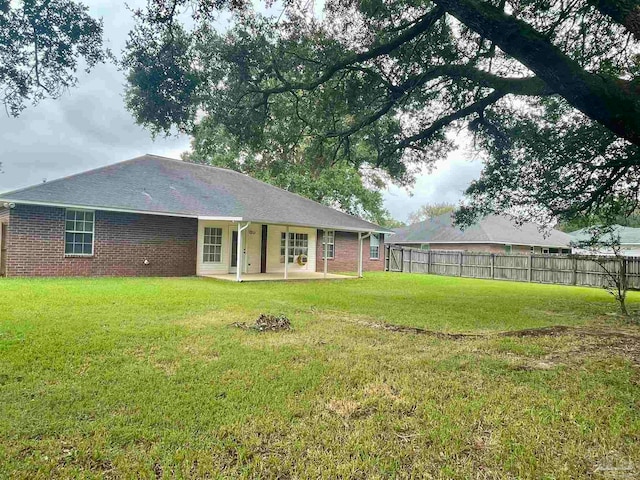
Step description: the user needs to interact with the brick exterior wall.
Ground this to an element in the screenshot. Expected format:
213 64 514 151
316 230 385 273
5 204 197 277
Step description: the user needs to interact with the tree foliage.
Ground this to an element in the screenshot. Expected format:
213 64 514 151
407 203 456 224
118 0 640 226
0 0 106 116
185 118 391 222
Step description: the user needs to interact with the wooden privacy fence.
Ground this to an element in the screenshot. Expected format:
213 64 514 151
385 245 640 289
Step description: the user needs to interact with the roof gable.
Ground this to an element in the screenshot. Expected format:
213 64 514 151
0 155 389 233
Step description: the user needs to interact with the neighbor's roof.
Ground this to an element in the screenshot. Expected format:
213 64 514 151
0 155 389 233
569 225 640 245
391 213 571 247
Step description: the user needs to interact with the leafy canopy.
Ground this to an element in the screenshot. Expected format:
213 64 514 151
407 203 456 224
0 0 106 116
121 0 640 226
185 118 392 222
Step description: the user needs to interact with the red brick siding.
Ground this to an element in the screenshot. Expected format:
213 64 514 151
0 208 8 276
5 204 197 277
316 230 384 273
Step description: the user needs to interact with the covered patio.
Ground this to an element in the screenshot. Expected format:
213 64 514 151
204 271 357 282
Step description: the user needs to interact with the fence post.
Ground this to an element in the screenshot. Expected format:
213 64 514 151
572 256 578 285
459 251 463 277
427 250 431 274
409 249 413 273
490 254 495 279
528 254 533 282
401 248 405 272
385 245 389 271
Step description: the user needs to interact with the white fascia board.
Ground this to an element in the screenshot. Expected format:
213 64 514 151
198 216 244 221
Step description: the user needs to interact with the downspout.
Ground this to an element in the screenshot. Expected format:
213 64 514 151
358 232 372 278
236 222 250 282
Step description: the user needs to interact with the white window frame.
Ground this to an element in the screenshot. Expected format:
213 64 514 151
281 232 309 263
203 227 223 263
370 233 380 259
321 230 335 259
542 247 550 254
64 209 95 256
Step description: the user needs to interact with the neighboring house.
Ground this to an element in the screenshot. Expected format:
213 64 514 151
569 225 640 256
0 155 389 279
390 213 571 254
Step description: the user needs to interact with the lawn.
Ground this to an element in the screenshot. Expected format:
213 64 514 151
1 272 639 478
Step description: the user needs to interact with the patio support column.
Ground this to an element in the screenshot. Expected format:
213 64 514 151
323 230 328 279
358 232 372 278
236 222 250 282
284 226 289 280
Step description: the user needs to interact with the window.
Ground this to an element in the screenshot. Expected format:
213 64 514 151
321 230 335 259
203 227 223 262
542 247 550 254
281 232 308 263
420 244 430 251
65 209 94 255
370 233 380 259
504 244 513 254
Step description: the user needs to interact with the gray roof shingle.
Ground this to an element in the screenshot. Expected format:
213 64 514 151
569 225 640 245
391 213 571 247
0 155 389 232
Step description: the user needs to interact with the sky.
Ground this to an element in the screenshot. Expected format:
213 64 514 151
0 0 483 224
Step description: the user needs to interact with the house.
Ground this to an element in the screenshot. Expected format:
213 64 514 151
569 225 640 256
0 155 389 280
390 213 571 254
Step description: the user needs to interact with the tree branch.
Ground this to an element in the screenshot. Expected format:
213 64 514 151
250 6 446 96
434 0 640 147
587 0 640 38
391 90 506 153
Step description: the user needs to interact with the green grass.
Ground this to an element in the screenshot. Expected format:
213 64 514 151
0 273 639 478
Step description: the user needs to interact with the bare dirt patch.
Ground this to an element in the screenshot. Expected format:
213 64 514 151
232 314 292 332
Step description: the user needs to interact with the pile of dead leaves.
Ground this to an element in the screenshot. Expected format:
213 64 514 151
232 314 292 332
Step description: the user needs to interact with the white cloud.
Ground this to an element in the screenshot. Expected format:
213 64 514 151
384 154 483 223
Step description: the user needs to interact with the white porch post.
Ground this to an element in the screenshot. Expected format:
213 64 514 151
323 230 328 279
236 222 250 282
358 232 372 278
284 226 289 280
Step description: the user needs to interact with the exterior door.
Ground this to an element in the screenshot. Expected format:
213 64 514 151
230 230 238 273
0 223 7 277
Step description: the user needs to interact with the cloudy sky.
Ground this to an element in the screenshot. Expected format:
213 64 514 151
0 0 483 223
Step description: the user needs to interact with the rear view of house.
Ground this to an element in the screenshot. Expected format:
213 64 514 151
0 155 388 280
390 213 571 254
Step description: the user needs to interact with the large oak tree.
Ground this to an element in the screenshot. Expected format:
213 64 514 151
122 0 640 225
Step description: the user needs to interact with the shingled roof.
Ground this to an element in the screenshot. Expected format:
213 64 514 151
0 155 389 233
569 225 640 245
391 213 570 247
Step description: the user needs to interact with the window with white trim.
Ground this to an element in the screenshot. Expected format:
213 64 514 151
203 227 223 262
280 232 308 263
370 233 380 259
504 244 513 254
321 230 335 259
65 209 94 255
